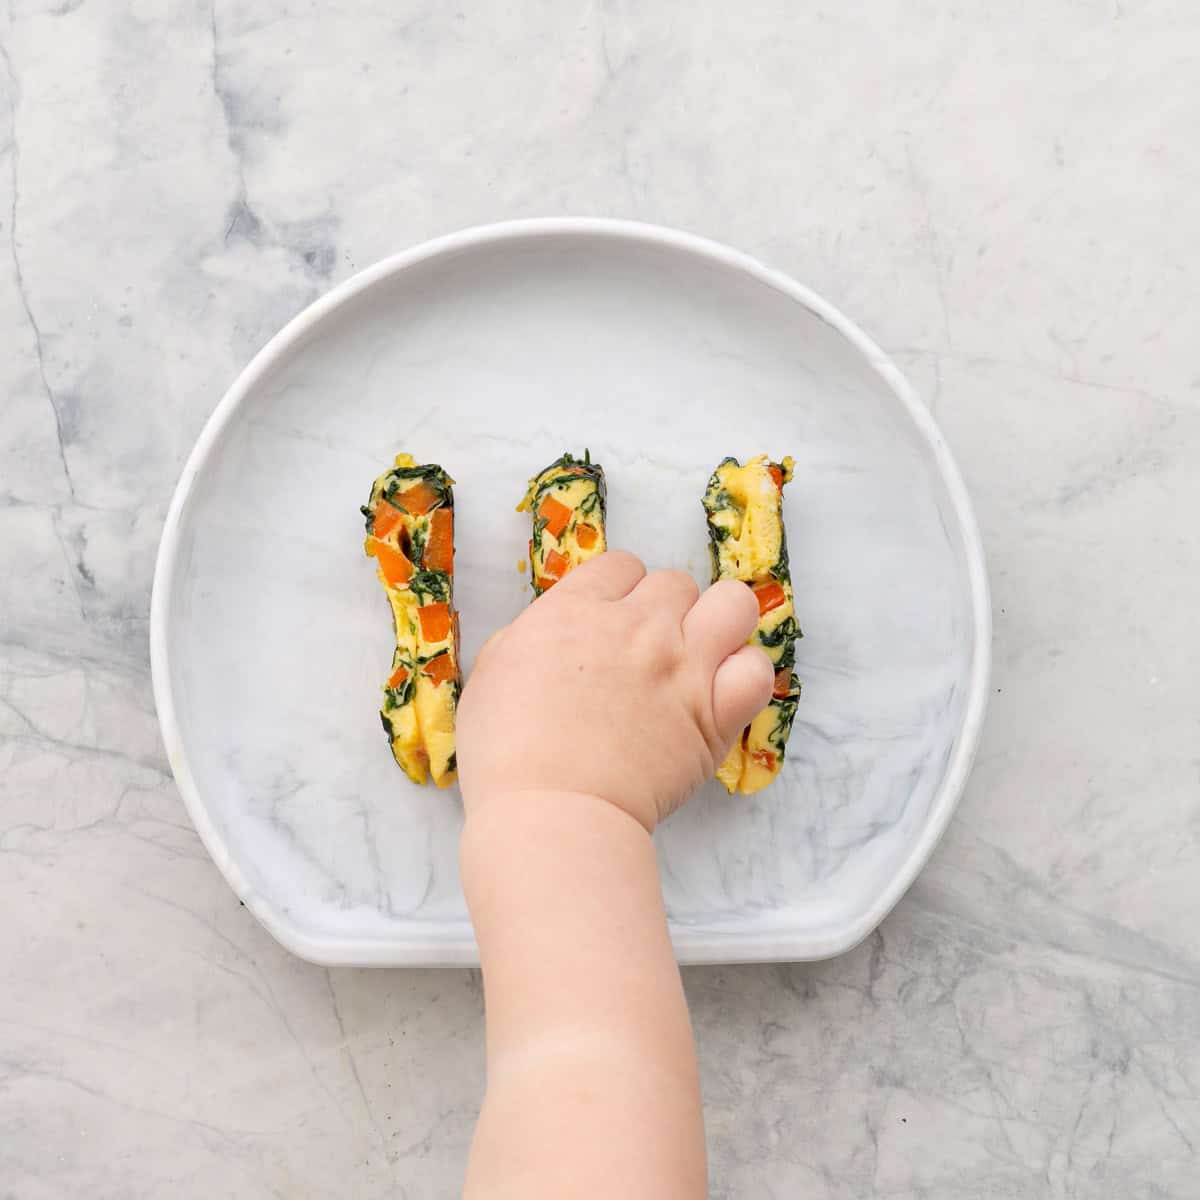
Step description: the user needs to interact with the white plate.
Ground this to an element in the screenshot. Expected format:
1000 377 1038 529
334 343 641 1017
151 219 990 966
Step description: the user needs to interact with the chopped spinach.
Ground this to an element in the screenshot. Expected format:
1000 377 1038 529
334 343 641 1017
409 522 427 566
590 467 608 518
758 616 798 649
767 686 801 756
770 537 792 584
408 568 449 605
381 463 454 510
381 652 417 709
701 478 736 583
535 452 605 493
702 486 733 515
762 637 796 670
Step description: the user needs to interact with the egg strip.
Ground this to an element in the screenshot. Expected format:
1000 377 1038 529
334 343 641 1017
702 455 802 795
517 451 607 595
362 454 460 788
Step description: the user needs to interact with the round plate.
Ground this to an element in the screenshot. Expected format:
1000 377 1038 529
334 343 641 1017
151 219 990 965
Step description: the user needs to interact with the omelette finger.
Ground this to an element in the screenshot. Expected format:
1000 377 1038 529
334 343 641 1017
517 451 608 595
362 454 461 788
702 454 802 795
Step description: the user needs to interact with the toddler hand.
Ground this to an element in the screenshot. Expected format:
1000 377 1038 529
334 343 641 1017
456 551 773 831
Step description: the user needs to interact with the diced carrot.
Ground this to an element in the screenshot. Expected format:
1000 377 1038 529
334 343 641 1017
537 494 572 540
751 749 777 771
754 581 786 616
535 575 557 592
372 498 405 540
387 663 410 689
394 479 440 515
424 507 454 573
421 652 457 686
417 602 451 643
371 539 413 587
543 548 569 579
773 668 792 698
575 521 598 550
768 464 784 491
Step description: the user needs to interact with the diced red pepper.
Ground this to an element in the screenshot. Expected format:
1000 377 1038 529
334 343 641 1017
386 663 409 689
418 602 451 642
372 498 405 540
370 539 413 587
542 548 569 580
537 495 572 540
751 749 777 771
421 652 456 686
575 521 598 550
773 668 792 698
424 507 454 573
768 464 784 491
394 479 440 515
754 581 786 616
535 575 557 592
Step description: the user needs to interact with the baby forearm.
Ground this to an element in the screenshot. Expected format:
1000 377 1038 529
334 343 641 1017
455 553 771 1196
461 790 706 1199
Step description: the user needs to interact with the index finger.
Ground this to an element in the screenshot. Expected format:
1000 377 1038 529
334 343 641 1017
681 578 760 668
540 549 647 602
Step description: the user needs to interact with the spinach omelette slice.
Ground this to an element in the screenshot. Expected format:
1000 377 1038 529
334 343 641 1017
361 454 460 788
702 454 802 795
517 451 607 595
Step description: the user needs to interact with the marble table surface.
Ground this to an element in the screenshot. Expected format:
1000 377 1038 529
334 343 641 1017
3 2 1197 1196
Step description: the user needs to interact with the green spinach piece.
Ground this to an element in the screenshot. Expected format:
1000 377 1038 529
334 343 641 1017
408 569 449 605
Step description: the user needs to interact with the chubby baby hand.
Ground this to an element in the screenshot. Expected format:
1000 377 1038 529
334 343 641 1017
456 551 773 831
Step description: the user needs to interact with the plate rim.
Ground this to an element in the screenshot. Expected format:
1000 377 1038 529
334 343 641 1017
150 216 992 967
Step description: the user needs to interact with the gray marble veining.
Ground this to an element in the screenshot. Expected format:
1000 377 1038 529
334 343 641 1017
3 1 1198 1196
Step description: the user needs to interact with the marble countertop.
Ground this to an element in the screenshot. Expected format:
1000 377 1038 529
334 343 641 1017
3 3 1197 1196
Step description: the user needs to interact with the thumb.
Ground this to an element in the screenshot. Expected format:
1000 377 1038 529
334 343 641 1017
710 644 774 750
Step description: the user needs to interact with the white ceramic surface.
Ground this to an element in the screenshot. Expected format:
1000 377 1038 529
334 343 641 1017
151 219 990 965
